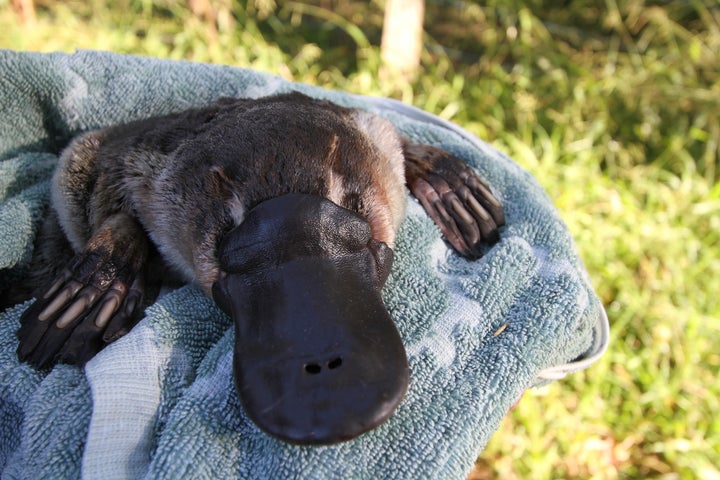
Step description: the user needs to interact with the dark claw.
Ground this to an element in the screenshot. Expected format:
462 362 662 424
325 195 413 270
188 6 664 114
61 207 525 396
427 173 485 245
37 278 83 321
103 276 145 343
16 251 145 369
427 169 500 246
465 174 505 228
55 285 102 328
411 178 472 255
403 141 505 257
453 185 499 244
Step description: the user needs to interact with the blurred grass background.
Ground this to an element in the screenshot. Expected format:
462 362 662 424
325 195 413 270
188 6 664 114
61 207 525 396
1 0 718 478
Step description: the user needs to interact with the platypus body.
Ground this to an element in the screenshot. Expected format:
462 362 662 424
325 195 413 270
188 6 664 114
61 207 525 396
4 92 504 444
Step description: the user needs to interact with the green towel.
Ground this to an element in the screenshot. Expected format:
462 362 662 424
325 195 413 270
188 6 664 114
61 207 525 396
0 50 607 479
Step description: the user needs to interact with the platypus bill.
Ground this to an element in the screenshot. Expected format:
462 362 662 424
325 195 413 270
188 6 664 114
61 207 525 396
6 92 505 445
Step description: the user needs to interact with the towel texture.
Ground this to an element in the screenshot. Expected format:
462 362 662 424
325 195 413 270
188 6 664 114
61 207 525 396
0 50 605 479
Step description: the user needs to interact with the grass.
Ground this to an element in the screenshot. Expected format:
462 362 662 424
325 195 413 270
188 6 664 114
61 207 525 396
2 0 719 477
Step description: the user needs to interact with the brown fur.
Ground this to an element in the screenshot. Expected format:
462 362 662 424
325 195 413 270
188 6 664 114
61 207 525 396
8 92 505 372
46 93 406 294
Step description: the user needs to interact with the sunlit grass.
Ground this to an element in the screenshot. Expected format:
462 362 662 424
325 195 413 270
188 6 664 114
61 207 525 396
2 0 719 477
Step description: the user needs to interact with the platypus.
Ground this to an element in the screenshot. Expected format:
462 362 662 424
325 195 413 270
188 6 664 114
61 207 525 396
4 92 504 444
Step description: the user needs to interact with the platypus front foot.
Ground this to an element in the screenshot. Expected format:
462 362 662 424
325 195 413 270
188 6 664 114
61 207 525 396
17 213 148 369
403 141 505 258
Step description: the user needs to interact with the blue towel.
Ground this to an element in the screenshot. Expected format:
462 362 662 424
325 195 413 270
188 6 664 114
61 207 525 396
0 50 607 479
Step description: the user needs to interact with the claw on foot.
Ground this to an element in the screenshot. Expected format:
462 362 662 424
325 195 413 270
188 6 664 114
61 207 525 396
403 141 505 257
16 213 149 369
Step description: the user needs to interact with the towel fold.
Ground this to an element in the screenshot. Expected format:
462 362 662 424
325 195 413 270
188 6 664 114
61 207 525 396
0 50 606 479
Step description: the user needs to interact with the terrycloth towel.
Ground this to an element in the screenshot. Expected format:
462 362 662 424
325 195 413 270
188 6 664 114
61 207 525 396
0 50 607 479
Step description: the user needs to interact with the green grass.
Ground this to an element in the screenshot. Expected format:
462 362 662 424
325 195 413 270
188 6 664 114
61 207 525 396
2 0 719 477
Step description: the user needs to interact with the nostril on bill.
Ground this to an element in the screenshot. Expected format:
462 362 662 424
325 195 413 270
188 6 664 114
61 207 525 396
303 356 343 375
327 357 342 369
304 363 322 374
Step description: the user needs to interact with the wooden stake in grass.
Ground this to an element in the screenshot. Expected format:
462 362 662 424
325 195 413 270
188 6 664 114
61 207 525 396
381 0 425 78
12 0 36 24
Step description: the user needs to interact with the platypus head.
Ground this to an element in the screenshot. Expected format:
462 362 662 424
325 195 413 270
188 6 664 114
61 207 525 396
212 193 409 445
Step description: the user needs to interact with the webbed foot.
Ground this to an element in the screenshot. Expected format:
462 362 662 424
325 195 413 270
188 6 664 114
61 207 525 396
17 213 149 368
403 141 505 258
